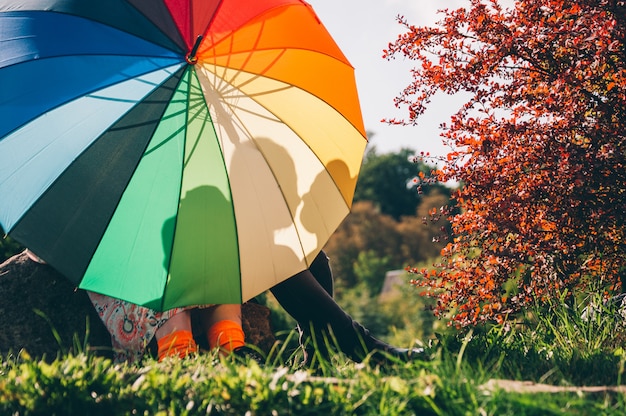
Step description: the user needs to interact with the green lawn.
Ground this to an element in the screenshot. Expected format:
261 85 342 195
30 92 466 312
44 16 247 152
3 291 626 415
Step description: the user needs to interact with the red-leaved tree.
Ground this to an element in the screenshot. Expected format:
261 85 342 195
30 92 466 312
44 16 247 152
384 0 626 326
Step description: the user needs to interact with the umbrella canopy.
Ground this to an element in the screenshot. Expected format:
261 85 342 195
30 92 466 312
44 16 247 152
0 0 367 311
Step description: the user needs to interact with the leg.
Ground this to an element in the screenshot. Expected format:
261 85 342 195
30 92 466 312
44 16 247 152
200 304 242 328
157 309 193 335
308 250 334 297
271 252 425 364
295 250 334 363
155 310 197 360
197 304 245 353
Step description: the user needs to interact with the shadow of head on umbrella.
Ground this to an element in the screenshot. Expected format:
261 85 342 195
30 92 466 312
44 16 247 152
161 185 242 306
244 137 357 256
299 158 355 233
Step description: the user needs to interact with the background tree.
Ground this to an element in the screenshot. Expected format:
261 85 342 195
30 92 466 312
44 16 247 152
324 201 403 290
324 148 452 291
397 189 453 263
354 146 449 220
385 0 626 326
321 147 453 336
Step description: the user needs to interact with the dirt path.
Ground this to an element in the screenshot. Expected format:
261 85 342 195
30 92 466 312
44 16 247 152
481 379 626 394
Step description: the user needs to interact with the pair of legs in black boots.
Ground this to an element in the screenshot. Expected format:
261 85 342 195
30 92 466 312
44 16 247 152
270 251 426 366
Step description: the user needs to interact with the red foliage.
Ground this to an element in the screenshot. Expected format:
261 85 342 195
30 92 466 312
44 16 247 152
385 0 626 326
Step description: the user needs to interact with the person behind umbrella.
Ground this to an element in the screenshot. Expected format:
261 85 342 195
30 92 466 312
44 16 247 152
26 247 424 364
86 249 424 365
87 291 246 363
25 248 246 363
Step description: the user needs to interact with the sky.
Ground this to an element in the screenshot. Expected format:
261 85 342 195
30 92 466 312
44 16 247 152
307 0 468 159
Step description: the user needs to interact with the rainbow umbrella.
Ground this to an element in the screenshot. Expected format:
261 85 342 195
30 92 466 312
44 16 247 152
0 0 367 310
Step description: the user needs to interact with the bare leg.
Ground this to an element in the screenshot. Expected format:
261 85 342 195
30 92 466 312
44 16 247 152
156 310 192 338
199 304 242 328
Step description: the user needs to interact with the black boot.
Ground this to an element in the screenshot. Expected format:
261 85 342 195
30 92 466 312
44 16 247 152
295 317 427 366
347 319 427 365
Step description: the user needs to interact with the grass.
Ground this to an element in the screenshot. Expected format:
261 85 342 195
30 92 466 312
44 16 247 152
2 291 626 415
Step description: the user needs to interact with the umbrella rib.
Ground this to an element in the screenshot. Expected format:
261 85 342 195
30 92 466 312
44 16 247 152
198 63 356 220
182 101 212 169
202 2 352 68
206 45 350 69
142 122 187 157
220 18 268 90
159 69 194 311
221 102 282 123
179 78 218 168
130 80 189 156
187 65 245 303
207 47 288 98
197 79 310 266
219 73 291 99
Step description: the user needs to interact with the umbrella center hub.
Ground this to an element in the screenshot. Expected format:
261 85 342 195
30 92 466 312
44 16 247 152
186 34 203 65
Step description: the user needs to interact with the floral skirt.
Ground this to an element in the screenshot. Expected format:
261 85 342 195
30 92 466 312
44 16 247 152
87 291 185 363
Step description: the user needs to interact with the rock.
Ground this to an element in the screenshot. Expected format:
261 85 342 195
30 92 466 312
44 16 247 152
240 301 276 354
0 251 276 361
0 251 111 360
